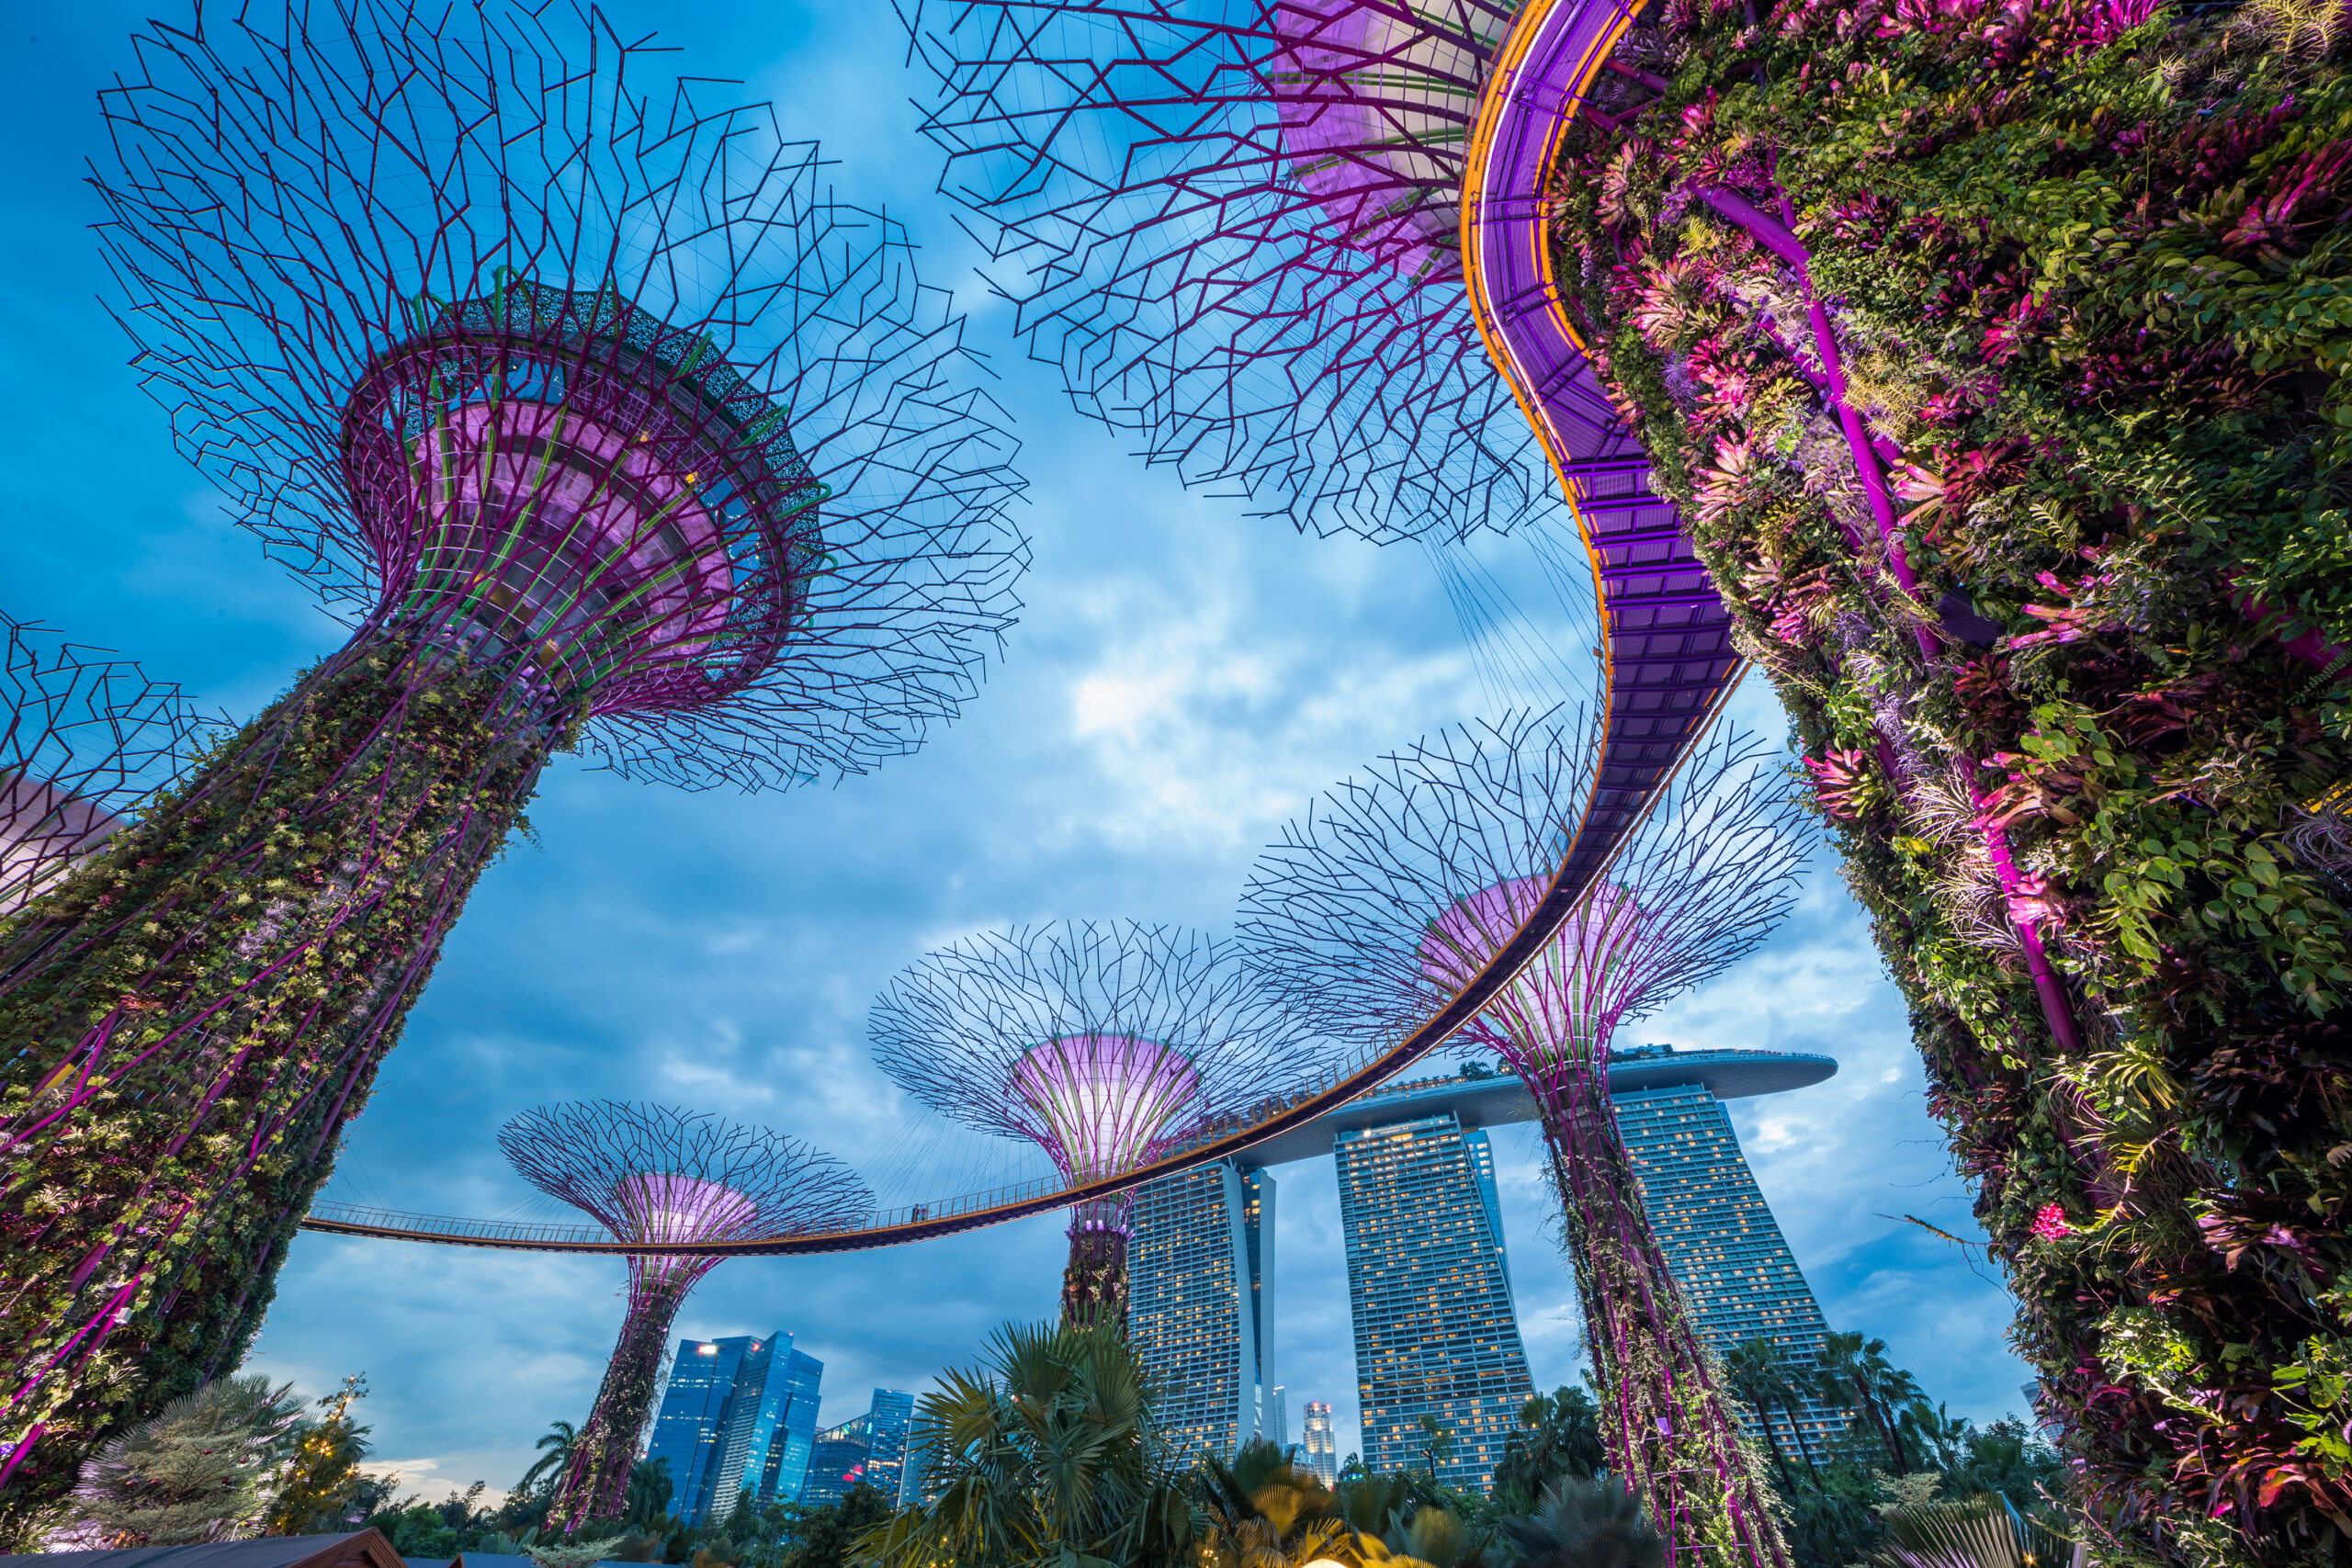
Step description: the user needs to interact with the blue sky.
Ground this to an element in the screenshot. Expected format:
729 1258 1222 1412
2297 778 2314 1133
3 1 2027 1497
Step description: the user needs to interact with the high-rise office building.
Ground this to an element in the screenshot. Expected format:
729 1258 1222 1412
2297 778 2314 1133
799 1415 872 1506
1613 1055 1846 1461
1130 1159 1273 1460
1301 1400 1337 1486
644 1333 824 1522
797 1389 917 1506
1266 1385 1288 1451
1334 1111 1533 1492
864 1390 917 1506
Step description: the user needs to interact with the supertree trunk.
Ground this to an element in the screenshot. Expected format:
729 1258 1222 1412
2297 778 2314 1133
551 1262 698 1532
1060 1197 1131 1333
0 630 547 1514
1529 1057 1786 1567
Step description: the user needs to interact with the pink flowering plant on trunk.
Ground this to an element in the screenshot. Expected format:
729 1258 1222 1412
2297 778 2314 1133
1546 0 2352 1558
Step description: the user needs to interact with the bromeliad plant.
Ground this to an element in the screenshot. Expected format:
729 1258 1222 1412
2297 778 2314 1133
1548 0 2352 1560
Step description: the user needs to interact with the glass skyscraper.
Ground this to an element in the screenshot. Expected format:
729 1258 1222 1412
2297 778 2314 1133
798 1389 917 1506
1612 1056 1847 1461
643 1333 824 1522
1333 1111 1533 1491
1130 1158 1272 1460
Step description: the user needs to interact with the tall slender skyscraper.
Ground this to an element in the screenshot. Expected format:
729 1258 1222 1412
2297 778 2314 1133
863 1390 917 1506
1129 1159 1273 1458
1301 1401 1338 1486
1266 1385 1288 1451
1612 1053 1846 1461
1333 1111 1533 1491
644 1334 824 1522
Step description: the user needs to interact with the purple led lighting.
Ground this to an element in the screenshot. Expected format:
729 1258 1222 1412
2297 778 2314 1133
871 921 1307 1327
339 283 822 718
1239 711 1808 1560
1419 876 1646 1081
1269 0 1516 285
1011 1032 1207 1185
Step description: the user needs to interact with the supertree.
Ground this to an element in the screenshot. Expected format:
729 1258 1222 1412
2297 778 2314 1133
899 0 1643 546
0 614 214 917
0 2 1023 1517
1238 707 1813 1564
500 1102 873 1529
1519 0 2352 1557
869 921 1306 1330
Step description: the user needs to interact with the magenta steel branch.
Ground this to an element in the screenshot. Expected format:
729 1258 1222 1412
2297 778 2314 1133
501 1104 871 1529
867 921 1313 1331
1238 708 1814 1562
0 614 213 918
0 0 1022 1517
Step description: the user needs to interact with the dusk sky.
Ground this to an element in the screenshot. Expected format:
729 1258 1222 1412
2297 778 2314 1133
4 1 2029 1502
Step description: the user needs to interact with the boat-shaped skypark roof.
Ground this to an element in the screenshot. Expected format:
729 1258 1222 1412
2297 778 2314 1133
1226 1045 1838 1169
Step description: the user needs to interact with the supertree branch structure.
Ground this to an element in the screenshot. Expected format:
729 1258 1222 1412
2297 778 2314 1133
901 0 1576 543
1238 708 1812 1564
0 614 215 917
501 1102 872 1529
869 920 1306 1329
0 1 1023 1521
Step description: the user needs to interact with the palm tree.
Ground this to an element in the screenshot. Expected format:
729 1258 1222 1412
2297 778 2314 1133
1900 1401 1974 1472
1197 1438 1353 1568
517 1420 580 1497
857 1321 1194 1568
1865 1492 2071 1567
1495 1477 1665 1568
1723 1339 1804 1490
1493 1387 1608 1510
1813 1333 1922 1472
1415 1413 1454 1475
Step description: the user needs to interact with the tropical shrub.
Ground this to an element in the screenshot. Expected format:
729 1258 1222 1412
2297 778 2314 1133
67 1372 301 1546
854 1321 1195 1568
1548 0 2352 1559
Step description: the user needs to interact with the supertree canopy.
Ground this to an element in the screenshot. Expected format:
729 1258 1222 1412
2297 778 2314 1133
869 921 1306 1329
1239 708 1812 1563
902 0 1592 542
1519 0 2352 1558
501 1102 872 1530
0 614 214 917
0 1 1023 1520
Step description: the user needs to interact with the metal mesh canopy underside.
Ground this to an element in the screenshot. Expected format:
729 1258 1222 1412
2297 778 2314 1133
904 0 1561 544
500 1100 875 1243
868 920 1319 1176
96 0 1029 790
0 614 216 917
1237 708 1815 1055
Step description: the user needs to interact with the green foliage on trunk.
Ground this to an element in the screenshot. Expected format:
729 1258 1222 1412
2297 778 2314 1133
1547 0 2352 1557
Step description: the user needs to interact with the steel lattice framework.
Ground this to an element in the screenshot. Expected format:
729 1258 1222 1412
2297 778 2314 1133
870 920 1307 1328
1238 708 1811 1563
0 0 1023 1521
0 614 215 918
903 0 1566 543
501 1103 872 1529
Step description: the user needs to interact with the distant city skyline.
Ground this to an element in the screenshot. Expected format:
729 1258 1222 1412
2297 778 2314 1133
797 1389 917 1506
644 1334 823 1522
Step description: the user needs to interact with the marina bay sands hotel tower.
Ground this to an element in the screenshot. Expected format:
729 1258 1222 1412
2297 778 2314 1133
1129 1044 1838 1489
